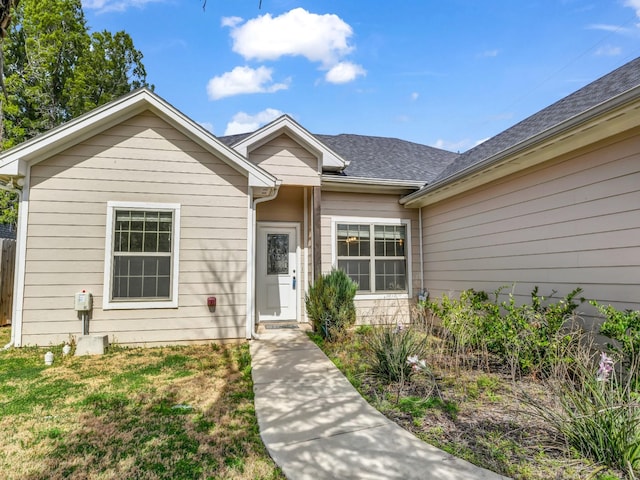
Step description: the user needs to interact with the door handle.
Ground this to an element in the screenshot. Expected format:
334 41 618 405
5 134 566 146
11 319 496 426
292 269 296 290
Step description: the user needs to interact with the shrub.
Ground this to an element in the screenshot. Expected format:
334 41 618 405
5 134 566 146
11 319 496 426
527 287 584 374
305 268 357 340
365 324 427 383
428 288 500 354
428 286 584 378
532 286 584 337
499 287 584 378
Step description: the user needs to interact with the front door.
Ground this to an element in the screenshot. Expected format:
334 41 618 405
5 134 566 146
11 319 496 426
256 224 298 322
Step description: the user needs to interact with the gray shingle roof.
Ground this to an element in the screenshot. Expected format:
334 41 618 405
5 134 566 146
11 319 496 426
217 133 248 147
218 132 458 183
316 134 457 182
433 56 640 183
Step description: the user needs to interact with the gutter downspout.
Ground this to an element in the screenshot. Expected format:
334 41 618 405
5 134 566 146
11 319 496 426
248 185 281 340
303 187 308 323
418 207 424 295
0 179 23 349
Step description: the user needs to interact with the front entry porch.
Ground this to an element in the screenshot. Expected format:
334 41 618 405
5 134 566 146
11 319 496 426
254 186 316 328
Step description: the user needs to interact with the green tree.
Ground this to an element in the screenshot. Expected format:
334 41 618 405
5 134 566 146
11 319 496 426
2 0 89 147
68 30 148 118
0 0 150 226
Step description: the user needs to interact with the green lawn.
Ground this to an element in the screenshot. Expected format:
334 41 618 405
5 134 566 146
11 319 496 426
0 326 283 480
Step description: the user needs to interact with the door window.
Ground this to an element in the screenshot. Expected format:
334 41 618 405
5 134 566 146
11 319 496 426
267 233 289 275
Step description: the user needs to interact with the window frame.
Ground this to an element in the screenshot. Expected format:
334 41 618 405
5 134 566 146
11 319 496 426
331 216 412 300
103 201 181 310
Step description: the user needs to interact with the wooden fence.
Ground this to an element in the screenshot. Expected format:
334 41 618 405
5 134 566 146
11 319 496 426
0 238 16 326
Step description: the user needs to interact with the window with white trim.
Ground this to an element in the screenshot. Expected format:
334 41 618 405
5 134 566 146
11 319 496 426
336 223 407 293
104 202 180 309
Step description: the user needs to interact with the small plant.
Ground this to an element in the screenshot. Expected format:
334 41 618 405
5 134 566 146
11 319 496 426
591 300 640 385
355 324 373 335
525 351 640 478
397 395 458 420
365 323 427 383
305 268 357 340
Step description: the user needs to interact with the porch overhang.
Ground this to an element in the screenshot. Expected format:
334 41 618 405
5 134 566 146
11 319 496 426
322 175 424 195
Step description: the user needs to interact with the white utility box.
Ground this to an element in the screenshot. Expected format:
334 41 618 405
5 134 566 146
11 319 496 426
74 291 93 311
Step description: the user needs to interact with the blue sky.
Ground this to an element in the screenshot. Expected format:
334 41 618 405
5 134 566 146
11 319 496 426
82 0 640 152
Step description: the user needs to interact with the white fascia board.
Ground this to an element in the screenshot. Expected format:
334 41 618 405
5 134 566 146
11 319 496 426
0 158 22 177
322 175 424 194
249 171 279 188
232 114 349 172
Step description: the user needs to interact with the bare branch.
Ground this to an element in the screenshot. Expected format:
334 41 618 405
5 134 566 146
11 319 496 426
202 0 262 10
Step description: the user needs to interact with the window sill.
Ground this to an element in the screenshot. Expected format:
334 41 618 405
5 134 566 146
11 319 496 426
103 299 178 310
354 293 409 301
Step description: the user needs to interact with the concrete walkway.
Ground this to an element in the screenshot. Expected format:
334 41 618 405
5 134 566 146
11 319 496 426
250 326 509 480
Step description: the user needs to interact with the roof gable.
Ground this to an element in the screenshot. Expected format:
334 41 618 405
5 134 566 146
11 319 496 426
229 115 349 173
0 88 277 189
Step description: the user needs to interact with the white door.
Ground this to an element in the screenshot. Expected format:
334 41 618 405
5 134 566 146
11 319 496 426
256 225 298 322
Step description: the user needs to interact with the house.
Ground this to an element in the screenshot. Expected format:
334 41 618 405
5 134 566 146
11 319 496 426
0 57 638 347
402 56 640 326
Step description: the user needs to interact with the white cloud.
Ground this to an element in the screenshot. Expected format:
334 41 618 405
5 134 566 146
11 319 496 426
411 92 419 101
594 45 622 56
206 66 290 100
199 122 214 134
432 138 476 153
624 0 640 18
325 62 366 84
478 49 499 58
224 108 284 135
227 8 354 67
82 0 162 13
587 23 633 34
221 16 243 28
209 7 364 98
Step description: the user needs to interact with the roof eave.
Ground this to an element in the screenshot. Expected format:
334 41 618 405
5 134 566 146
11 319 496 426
322 175 424 194
402 84 640 207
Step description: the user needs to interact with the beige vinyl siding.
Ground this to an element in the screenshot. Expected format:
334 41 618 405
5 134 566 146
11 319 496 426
249 134 320 186
321 191 420 324
256 186 305 222
422 130 640 319
22 112 249 345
